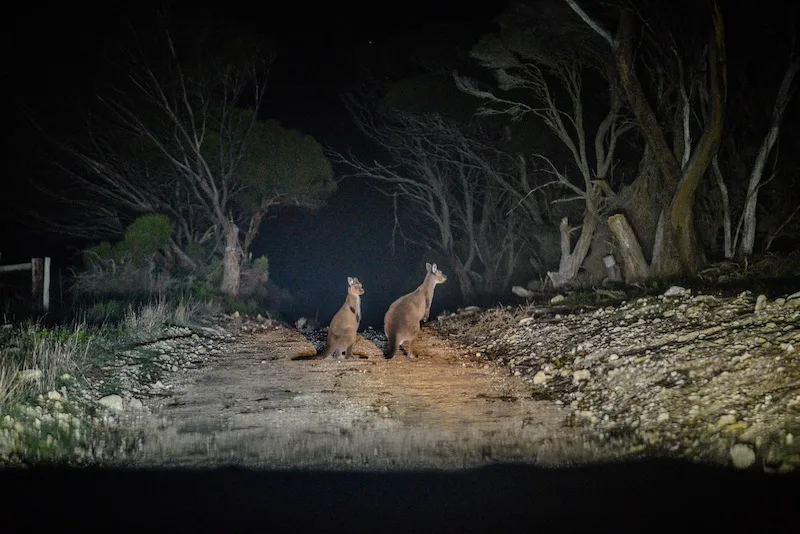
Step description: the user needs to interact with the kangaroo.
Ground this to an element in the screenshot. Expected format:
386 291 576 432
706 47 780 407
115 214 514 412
293 277 364 361
383 262 447 359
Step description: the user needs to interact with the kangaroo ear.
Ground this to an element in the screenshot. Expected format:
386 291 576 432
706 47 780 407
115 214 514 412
425 262 432 272
347 277 354 285
431 263 438 272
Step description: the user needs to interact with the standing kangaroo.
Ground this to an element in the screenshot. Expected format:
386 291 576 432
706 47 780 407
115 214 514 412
383 262 447 359
292 277 364 360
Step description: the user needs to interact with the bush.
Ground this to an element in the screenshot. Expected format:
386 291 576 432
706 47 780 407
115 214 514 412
118 214 173 266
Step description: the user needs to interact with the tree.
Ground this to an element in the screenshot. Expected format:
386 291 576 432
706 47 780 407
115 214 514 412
454 0 634 286
566 0 728 277
31 9 335 296
712 55 799 260
333 93 525 301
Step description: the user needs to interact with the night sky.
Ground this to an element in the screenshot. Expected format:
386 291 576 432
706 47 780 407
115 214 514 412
3 3 506 326
3 2 798 326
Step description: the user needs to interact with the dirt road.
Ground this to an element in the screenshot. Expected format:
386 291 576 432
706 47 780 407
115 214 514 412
130 324 600 470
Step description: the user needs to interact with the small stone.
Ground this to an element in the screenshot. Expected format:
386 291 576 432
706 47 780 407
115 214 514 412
717 414 737 428
129 398 144 411
657 412 670 423
729 443 756 469
99 394 124 411
787 433 794 446
573 369 591 382
663 286 688 297
724 421 748 434
518 317 534 326
755 294 768 312
550 294 565 305
380 406 389 413
533 371 548 385
47 390 63 401
261 360 267 364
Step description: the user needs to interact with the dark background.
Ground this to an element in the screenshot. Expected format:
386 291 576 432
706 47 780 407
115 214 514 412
3 2 798 327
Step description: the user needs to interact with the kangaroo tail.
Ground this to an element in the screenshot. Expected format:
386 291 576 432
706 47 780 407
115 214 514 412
384 334 399 359
291 343 331 361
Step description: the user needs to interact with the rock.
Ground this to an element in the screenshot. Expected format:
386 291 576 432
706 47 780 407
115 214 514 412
98 394 124 411
663 286 689 297
128 398 144 411
787 433 794 446
657 412 670 423
572 369 590 382
550 294 565 305
729 444 756 469
754 294 768 312
533 371 548 385
786 291 800 301
717 414 737 428
518 317 535 326
512 286 535 298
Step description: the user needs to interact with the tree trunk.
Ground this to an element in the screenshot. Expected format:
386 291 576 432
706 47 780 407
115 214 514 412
547 214 597 287
737 57 800 260
220 220 242 297
666 0 726 275
607 213 649 282
711 154 734 259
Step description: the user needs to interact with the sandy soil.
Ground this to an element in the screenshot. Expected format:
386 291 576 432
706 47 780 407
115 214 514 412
129 324 602 471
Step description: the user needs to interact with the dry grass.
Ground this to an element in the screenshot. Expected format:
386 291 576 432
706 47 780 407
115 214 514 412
0 321 92 406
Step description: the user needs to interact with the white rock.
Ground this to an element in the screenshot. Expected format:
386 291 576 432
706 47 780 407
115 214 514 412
573 369 591 382
787 433 794 446
129 398 144 411
512 286 534 298
717 414 737 427
754 294 768 312
663 286 689 297
518 317 535 326
550 294 565 305
533 371 548 385
657 412 670 423
46 390 63 401
98 394 124 411
729 444 756 469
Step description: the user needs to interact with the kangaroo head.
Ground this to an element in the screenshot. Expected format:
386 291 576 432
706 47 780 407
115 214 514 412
425 263 447 284
347 276 365 296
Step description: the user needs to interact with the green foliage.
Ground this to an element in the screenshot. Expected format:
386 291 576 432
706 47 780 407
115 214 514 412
252 254 269 277
119 214 173 266
234 117 337 214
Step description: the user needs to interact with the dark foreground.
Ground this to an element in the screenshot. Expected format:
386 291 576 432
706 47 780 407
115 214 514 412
2 460 797 532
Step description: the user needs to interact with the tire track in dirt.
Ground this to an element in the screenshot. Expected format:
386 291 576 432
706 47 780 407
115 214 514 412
129 324 601 470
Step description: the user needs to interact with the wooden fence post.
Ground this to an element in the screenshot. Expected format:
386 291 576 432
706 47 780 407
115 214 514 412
31 258 42 303
43 257 51 312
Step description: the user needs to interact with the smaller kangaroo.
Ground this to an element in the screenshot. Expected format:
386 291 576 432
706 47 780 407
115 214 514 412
383 262 447 359
293 276 364 361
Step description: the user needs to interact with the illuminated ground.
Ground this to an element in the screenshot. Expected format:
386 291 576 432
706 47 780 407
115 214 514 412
125 325 608 470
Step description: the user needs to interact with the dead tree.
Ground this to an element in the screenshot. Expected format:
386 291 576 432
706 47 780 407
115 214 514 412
333 95 524 301
454 0 633 286
566 0 728 277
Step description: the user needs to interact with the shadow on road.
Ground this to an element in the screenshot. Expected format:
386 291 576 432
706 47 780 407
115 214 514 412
3 459 797 532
